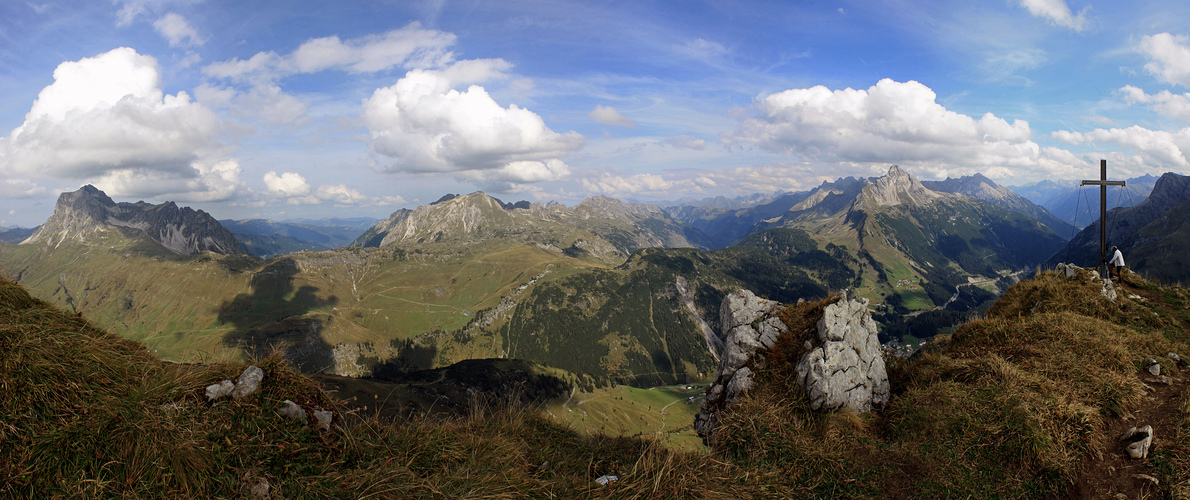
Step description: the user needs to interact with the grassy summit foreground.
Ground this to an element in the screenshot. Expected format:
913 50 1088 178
2 270 1189 498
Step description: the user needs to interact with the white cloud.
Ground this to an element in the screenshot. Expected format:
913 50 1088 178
235 84 309 125
1119 85 1190 123
315 184 368 205
726 79 1040 175
262 171 405 207
0 47 220 182
193 82 236 107
92 159 246 202
204 22 458 83
1136 33 1190 88
363 69 583 185
0 179 48 199
581 172 673 196
1052 125 1190 169
1016 0 1088 31
588 105 636 127
153 12 203 47
194 82 308 126
263 171 311 197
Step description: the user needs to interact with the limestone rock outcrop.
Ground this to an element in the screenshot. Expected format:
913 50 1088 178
795 291 889 413
694 289 783 442
694 289 890 444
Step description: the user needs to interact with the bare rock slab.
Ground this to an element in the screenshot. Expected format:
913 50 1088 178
795 291 889 413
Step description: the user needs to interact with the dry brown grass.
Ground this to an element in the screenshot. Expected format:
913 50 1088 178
5 269 1190 498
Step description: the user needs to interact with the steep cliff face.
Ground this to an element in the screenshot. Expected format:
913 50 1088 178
22 185 247 256
861 164 941 207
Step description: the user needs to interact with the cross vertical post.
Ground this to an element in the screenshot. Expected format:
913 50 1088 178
1080 159 1126 278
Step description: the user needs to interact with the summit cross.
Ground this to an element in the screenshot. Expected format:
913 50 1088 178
1080 159 1126 278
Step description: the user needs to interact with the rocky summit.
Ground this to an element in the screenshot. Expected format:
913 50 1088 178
22 185 247 256
695 289 889 444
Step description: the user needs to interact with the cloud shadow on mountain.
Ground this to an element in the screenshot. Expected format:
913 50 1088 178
216 258 339 372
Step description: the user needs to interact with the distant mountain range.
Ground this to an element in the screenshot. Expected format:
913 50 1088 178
219 218 380 259
0 226 37 244
669 170 1071 249
1048 172 1190 284
354 192 707 263
1010 174 1159 230
0 168 1163 386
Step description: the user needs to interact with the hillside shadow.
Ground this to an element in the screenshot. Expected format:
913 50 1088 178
216 258 339 372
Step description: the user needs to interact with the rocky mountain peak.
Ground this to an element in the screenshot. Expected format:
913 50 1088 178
22 185 247 256
863 165 941 207
1145 172 1190 211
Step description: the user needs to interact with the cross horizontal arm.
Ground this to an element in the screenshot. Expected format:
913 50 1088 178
1080 180 1127 186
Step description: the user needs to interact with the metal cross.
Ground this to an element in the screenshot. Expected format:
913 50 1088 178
1080 159 1126 277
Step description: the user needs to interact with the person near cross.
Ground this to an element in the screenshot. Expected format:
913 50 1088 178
1108 246 1126 283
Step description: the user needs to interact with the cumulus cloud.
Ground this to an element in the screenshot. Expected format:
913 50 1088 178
363 69 582 187
1136 33 1190 88
588 105 636 127
1119 85 1190 123
1017 0 1088 31
261 171 404 206
263 171 311 197
92 159 246 202
0 47 220 183
153 12 203 47
1052 125 1190 169
203 22 458 83
726 78 1041 175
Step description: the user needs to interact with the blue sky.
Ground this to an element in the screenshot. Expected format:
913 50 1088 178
3 0 1190 226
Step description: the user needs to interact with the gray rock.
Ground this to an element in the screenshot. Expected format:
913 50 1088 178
314 409 333 431
1057 263 1080 278
758 317 787 349
725 367 753 403
1122 425 1154 459
279 400 307 424
234 365 265 399
695 289 888 444
719 289 778 337
1168 352 1181 363
205 380 235 401
1148 363 1161 376
694 289 787 443
795 291 889 413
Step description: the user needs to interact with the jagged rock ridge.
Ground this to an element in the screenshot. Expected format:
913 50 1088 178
22 185 247 256
923 173 1075 238
352 191 703 259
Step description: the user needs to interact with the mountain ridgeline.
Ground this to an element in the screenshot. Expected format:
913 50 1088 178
351 191 708 262
0 168 1129 387
23 185 247 256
